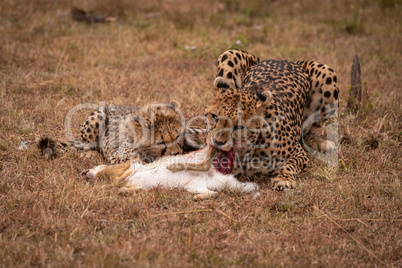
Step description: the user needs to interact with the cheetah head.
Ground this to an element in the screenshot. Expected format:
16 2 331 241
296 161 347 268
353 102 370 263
205 86 272 173
129 101 186 162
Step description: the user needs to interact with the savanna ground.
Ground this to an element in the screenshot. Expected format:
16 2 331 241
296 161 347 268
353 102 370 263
0 0 401 266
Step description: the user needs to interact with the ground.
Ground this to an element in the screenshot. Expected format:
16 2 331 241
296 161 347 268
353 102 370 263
0 0 401 266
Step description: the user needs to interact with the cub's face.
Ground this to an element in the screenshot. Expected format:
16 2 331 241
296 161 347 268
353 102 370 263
130 102 185 162
205 87 271 152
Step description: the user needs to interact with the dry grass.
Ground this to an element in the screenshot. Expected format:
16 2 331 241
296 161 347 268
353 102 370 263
0 0 401 266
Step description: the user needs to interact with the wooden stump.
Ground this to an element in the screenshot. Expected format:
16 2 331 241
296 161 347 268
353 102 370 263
347 55 362 113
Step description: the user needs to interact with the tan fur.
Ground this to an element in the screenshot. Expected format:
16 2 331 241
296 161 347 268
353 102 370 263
39 101 206 164
206 49 339 191
95 162 133 187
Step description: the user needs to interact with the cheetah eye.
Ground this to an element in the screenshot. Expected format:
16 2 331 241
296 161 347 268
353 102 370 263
233 125 244 131
210 113 219 122
157 141 167 147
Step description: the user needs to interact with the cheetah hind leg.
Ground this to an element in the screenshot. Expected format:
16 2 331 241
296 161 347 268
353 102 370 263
296 60 339 152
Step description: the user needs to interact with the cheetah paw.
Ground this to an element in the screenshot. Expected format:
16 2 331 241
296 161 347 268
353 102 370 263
320 140 336 152
271 178 296 191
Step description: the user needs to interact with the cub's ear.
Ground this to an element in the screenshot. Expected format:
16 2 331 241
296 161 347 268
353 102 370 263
168 100 180 109
131 115 148 127
132 115 141 125
131 115 150 146
255 90 272 108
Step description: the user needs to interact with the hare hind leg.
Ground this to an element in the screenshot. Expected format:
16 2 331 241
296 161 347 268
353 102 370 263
82 162 133 187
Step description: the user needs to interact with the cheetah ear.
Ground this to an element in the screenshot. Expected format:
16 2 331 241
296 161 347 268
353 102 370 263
214 77 236 92
131 115 148 127
168 100 180 109
131 115 150 146
132 115 141 126
255 90 272 108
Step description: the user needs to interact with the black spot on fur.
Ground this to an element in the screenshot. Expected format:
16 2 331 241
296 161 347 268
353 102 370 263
216 80 229 89
221 54 228 62
228 61 234 67
326 77 332 85
218 69 224 77
324 91 331 98
256 92 267 102
334 89 339 99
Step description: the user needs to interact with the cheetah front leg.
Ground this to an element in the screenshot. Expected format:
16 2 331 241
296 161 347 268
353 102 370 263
270 142 309 191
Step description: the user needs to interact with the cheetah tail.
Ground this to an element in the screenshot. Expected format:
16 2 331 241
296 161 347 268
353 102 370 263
38 137 70 160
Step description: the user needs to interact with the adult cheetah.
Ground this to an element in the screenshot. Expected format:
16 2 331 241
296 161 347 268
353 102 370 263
206 49 339 190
